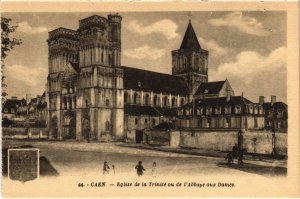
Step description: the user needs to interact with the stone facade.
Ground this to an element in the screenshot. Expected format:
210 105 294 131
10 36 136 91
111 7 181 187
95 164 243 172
47 14 123 141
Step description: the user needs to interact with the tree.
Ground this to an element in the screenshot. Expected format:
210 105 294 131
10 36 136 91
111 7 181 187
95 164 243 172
1 17 22 102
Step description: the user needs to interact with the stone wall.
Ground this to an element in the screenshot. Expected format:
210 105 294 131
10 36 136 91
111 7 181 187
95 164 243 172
126 130 136 142
144 130 170 146
173 130 287 155
180 131 237 151
275 133 287 155
2 127 48 139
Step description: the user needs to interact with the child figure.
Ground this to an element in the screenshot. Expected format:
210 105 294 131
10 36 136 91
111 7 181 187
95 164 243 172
152 162 157 178
103 161 110 175
112 165 115 175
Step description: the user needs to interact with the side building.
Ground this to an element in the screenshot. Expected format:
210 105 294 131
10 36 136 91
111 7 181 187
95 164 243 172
2 97 26 126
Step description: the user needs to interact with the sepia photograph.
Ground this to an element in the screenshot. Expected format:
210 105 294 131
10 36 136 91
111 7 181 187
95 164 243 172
1 2 299 197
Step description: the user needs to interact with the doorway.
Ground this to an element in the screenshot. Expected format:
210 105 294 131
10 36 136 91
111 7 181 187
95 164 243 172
67 117 76 139
136 130 143 144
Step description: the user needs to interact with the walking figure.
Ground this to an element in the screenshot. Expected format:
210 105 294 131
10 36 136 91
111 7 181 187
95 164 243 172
225 152 234 166
152 162 157 177
232 144 239 162
85 126 90 143
135 161 146 177
103 161 110 175
112 165 115 175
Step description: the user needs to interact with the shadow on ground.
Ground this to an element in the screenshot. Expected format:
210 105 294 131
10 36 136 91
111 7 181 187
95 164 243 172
39 156 59 176
216 162 287 177
2 145 59 178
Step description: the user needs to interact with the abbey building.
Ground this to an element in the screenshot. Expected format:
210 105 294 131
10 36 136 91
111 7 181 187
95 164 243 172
46 14 286 142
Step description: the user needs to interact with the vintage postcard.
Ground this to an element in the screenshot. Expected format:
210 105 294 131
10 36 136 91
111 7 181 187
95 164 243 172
1 2 299 198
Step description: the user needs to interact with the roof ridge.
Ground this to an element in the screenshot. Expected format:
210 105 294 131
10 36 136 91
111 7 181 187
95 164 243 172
121 66 176 77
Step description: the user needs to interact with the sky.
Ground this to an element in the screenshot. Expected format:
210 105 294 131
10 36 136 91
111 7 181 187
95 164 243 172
2 11 287 103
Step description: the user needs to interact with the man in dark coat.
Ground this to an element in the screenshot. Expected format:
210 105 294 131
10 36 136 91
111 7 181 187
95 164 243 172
225 152 234 166
135 161 146 176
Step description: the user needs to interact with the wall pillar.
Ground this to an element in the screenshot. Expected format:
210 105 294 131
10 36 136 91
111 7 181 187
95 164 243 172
76 109 82 140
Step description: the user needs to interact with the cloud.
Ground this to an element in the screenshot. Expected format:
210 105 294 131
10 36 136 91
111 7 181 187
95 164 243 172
209 12 271 36
18 21 49 35
210 46 286 83
127 19 179 40
198 37 228 56
123 45 166 60
5 64 47 87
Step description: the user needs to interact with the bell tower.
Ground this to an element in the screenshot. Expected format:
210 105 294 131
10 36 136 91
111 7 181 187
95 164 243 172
171 19 208 95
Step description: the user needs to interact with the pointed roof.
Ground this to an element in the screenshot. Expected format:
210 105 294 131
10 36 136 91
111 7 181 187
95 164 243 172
180 22 201 50
121 66 189 95
195 81 226 95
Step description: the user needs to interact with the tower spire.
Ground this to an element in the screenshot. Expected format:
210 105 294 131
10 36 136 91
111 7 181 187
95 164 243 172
179 19 201 50
188 11 192 23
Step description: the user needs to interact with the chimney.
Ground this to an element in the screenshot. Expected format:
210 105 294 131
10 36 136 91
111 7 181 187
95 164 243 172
271 95 276 106
259 96 265 105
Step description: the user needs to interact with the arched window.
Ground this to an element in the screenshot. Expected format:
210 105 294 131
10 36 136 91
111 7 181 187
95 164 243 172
214 106 221 115
225 117 230 128
171 97 176 107
69 97 72 109
206 107 212 115
108 54 111 65
101 48 104 63
235 105 241 114
85 99 89 108
112 51 115 66
105 121 110 131
105 99 110 107
135 118 138 125
124 92 130 104
248 105 253 114
163 96 168 107
152 119 156 126
73 96 76 108
207 118 211 128
180 98 185 106
134 93 140 104
254 117 258 128
225 106 231 114
63 97 67 109
197 108 202 116
144 94 150 105
153 95 160 106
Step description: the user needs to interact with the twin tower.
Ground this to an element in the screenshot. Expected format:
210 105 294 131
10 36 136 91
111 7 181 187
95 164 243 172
47 14 208 140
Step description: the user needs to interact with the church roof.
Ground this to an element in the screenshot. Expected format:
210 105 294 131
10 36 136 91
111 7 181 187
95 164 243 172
124 104 177 117
122 66 189 95
182 96 253 109
196 96 253 106
180 22 201 50
69 62 80 73
263 102 287 110
195 81 226 95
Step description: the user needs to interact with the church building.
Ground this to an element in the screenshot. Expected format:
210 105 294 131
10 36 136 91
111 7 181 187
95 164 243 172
46 14 265 142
